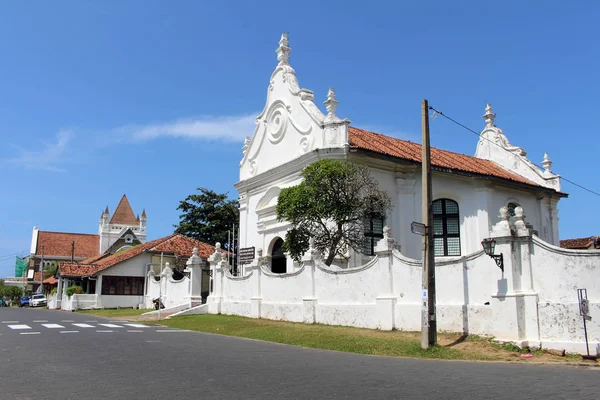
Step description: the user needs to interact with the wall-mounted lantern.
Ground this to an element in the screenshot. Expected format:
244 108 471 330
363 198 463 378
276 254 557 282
481 238 504 272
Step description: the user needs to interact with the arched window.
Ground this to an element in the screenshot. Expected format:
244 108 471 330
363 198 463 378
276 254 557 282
507 202 519 218
271 237 287 274
432 199 461 256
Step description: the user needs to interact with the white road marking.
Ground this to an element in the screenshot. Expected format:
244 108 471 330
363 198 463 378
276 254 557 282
61 320 74 322
8 324 31 330
20 332 41 335
72 323 95 328
124 323 148 328
2 321 19 324
98 323 123 328
60 331 79 334
84 320 98 323
127 330 143 332
41 324 64 329
96 330 114 333
33 320 48 323
145 340 161 343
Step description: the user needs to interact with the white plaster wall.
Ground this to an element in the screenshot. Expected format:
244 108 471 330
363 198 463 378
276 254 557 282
530 236 600 351
101 295 144 309
210 232 600 353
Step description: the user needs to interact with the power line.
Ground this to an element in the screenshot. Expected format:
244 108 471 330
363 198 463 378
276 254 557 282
0 250 29 261
428 106 600 198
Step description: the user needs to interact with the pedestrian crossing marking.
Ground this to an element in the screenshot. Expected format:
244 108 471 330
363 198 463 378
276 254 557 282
41 324 64 329
33 320 48 323
2 321 19 324
60 331 79 334
8 324 31 330
20 332 40 335
98 323 123 328
127 330 143 332
124 323 148 328
72 323 95 328
96 330 114 333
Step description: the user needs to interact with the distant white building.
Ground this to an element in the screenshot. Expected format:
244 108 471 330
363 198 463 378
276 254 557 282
236 34 565 271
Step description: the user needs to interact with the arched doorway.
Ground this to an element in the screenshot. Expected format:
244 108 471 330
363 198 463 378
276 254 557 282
271 237 287 274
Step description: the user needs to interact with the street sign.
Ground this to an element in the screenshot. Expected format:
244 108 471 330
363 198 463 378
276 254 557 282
411 221 427 236
581 299 589 316
239 247 256 265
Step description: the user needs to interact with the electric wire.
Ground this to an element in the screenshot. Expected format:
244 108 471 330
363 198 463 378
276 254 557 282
428 106 600 198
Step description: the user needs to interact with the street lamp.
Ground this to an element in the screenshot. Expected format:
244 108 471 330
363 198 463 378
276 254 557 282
481 238 504 272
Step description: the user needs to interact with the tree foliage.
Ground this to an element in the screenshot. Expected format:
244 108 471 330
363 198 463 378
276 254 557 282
277 159 392 266
0 285 23 301
174 187 240 248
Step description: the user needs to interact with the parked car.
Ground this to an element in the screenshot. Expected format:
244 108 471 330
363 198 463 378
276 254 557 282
29 294 47 307
18 296 30 307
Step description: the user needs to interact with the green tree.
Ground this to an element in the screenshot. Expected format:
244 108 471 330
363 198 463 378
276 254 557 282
0 285 23 301
277 159 392 266
174 187 239 248
43 262 58 279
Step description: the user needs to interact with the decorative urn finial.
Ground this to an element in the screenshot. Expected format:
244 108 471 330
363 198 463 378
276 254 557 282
542 152 553 173
324 88 339 117
276 33 291 66
483 104 496 128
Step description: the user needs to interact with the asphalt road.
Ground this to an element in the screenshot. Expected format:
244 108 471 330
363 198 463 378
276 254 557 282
0 308 597 400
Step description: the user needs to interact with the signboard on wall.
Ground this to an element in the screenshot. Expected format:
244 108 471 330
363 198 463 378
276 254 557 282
239 247 256 265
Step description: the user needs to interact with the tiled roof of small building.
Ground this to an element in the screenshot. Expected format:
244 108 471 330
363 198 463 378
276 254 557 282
559 237 598 249
348 127 554 190
59 234 216 277
36 231 99 258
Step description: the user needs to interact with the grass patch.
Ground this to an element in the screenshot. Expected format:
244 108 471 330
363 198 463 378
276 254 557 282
76 308 149 318
158 315 490 361
157 315 591 363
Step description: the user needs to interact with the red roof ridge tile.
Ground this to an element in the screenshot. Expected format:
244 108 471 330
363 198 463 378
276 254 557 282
38 230 99 237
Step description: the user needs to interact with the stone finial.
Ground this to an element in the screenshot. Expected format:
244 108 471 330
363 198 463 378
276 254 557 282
374 226 396 254
216 242 221 250
193 247 198 257
324 88 339 117
276 33 291 66
242 136 250 155
483 104 496 128
499 206 509 221
542 152 553 174
513 206 532 237
491 206 512 238
257 248 263 257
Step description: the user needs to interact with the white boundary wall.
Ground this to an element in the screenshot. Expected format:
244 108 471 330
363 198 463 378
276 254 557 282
208 216 600 354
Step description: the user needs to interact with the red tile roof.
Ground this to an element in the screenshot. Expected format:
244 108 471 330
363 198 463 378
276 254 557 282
43 276 58 285
36 231 99 258
109 194 138 225
348 127 553 190
560 237 599 249
59 234 216 277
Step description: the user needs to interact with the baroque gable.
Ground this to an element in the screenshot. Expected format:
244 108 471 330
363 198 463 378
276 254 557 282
474 104 561 191
239 34 350 181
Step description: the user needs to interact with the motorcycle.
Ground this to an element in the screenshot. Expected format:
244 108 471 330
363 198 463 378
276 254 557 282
152 297 165 310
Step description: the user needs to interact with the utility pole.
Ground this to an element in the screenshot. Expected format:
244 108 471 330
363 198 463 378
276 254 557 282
421 99 437 349
39 245 45 295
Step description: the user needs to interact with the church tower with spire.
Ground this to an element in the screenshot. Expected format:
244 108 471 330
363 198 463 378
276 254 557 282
98 195 147 254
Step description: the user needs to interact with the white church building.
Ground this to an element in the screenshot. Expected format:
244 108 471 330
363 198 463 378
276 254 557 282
205 34 600 355
236 33 564 269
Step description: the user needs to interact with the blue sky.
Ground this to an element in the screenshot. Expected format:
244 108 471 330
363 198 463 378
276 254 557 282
1 1 599 276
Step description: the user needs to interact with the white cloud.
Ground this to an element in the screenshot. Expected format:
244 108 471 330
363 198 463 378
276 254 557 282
6 130 73 172
122 113 258 142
